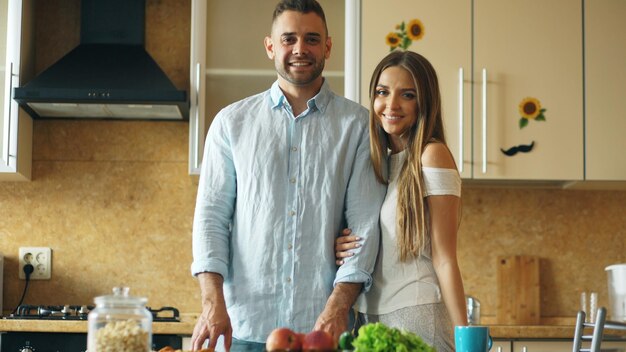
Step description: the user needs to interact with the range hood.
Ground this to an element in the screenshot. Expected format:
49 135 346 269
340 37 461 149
13 0 188 120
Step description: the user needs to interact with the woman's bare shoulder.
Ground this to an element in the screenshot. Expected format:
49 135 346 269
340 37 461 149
421 142 457 169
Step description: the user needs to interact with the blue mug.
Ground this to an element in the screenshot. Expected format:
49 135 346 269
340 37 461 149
455 326 493 352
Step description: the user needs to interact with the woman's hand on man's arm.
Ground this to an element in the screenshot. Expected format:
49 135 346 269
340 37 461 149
335 228 363 266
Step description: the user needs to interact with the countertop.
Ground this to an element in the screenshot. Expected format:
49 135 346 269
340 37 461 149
0 315 578 339
0 317 195 335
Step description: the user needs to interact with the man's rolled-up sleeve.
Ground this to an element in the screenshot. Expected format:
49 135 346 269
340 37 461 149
334 122 386 292
191 112 237 279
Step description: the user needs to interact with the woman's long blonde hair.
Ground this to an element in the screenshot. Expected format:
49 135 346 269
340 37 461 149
368 51 447 261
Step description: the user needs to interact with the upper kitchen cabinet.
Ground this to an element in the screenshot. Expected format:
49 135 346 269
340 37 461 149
584 0 626 181
360 0 583 181
473 0 582 181
189 0 345 174
359 0 471 178
0 0 34 181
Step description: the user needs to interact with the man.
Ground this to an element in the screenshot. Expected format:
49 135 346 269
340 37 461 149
190 1 385 351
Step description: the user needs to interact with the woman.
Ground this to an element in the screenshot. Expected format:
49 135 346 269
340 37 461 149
336 50 467 352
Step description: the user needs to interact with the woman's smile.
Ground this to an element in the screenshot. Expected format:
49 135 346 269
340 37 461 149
374 66 418 151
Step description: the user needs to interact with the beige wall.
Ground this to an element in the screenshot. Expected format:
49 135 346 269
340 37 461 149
1 0 625 323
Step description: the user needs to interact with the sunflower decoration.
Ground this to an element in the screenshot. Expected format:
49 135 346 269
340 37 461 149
385 32 402 49
385 18 425 51
518 97 547 129
406 19 425 41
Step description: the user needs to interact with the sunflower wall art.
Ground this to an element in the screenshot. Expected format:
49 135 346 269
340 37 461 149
518 97 546 129
500 97 547 157
385 18 425 51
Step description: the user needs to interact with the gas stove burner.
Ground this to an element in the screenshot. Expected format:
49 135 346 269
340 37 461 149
7 304 180 322
10 304 94 320
38 304 93 318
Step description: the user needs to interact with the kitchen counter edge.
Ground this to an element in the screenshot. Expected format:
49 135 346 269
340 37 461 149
0 318 195 335
0 319 576 339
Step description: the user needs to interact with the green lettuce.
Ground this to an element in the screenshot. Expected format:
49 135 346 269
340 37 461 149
351 322 436 352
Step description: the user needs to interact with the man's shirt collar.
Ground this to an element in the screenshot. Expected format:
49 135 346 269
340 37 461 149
269 79 331 115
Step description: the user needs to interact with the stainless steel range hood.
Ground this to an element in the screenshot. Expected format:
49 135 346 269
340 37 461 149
13 0 188 120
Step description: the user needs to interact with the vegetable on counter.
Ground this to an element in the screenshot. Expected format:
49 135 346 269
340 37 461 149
263 322 435 351
338 330 355 350
351 322 436 352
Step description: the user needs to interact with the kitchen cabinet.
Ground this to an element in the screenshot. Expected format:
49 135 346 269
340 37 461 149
0 0 33 181
512 339 626 352
359 0 471 178
493 339 513 352
584 0 626 181
188 0 346 174
513 340 570 352
359 0 583 181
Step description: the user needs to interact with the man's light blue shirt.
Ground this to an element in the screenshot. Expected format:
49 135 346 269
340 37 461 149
191 80 386 342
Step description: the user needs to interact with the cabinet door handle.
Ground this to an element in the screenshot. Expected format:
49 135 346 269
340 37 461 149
458 67 464 173
482 68 488 174
189 0 207 175
191 62 201 170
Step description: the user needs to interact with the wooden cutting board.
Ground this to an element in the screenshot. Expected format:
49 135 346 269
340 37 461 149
496 255 541 325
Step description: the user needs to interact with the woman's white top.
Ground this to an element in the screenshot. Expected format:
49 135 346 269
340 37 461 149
357 149 461 314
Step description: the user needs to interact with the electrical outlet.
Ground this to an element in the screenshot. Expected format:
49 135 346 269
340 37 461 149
19 247 52 280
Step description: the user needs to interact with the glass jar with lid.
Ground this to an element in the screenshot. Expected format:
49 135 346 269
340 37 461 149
87 287 152 352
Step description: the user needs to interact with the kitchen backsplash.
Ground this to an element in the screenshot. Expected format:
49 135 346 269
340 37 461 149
1 120 625 321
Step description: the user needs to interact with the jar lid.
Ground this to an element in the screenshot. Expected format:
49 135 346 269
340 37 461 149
605 263 626 271
94 287 148 306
